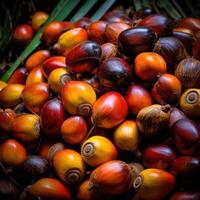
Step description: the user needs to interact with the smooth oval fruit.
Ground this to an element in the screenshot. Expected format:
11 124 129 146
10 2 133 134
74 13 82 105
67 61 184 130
26 66 45 85
31 11 48 31
8 67 27 84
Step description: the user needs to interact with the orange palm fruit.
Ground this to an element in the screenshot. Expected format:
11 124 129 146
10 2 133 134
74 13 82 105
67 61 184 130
54 27 88 56
28 178 72 200
0 80 7 91
0 109 16 132
0 139 27 165
133 168 176 200
92 91 128 128
48 68 75 93
43 56 66 77
81 136 118 167
25 50 51 71
135 52 167 81
61 81 96 117
61 116 87 144
22 82 50 114
8 67 27 84
53 149 85 184
0 84 24 108
113 120 139 152
26 66 45 85
31 11 49 31
11 114 40 142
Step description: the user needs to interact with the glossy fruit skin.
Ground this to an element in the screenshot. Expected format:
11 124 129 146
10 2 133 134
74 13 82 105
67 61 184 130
105 22 131 43
13 24 34 45
43 56 66 77
89 160 132 195
48 68 74 93
0 84 24 108
113 120 139 152
22 82 50 114
152 73 182 104
8 67 27 84
12 114 40 142
171 119 200 155
0 109 16 132
25 50 51 71
61 116 87 144
87 21 108 44
66 40 102 73
32 11 48 31
0 81 7 91
175 57 200 89
55 27 88 56
134 168 176 200
0 139 27 165
53 149 85 184
171 156 200 186
92 91 128 128
178 17 200 32
180 88 200 119
28 178 72 200
118 27 157 57
101 43 117 60
170 191 200 200
98 57 132 89
61 81 96 116
77 179 102 200
40 99 66 137
135 52 167 81
169 107 186 128
138 14 173 37
126 84 153 115
26 66 45 85
81 136 118 167
153 37 187 67
42 21 66 45
143 145 176 170
74 17 91 29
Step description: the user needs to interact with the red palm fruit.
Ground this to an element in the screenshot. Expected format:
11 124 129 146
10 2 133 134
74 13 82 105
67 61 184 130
25 50 51 71
28 178 72 200
98 57 132 89
22 82 50 114
31 11 48 31
66 40 102 73
169 107 186 128
40 99 66 137
171 156 200 185
0 139 27 165
12 114 40 142
133 168 176 200
81 136 118 167
178 17 200 32
42 21 66 45
171 119 200 155
0 109 16 132
143 145 176 170
61 116 87 144
92 91 128 128
39 141 55 159
138 14 173 37
61 81 96 117
63 21 74 30
74 17 91 29
170 191 200 200
126 84 153 115
8 67 27 84
26 66 45 85
87 21 108 44
152 73 182 104
43 56 66 77
13 24 34 45
101 43 117 60
89 160 132 195
0 84 24 108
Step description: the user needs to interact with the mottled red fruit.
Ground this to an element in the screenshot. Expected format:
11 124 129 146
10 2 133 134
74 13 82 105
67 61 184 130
170 191 200 200
143 145 176 170
8 67 27 84
92 91 128 128
98 57 132 89
13 24 34 45
0 109 16 132
171 119 200 155
40 99 66 137
169 107 186 128
126 84 153 115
